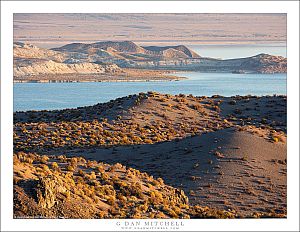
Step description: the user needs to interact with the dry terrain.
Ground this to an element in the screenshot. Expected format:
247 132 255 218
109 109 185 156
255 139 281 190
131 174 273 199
14 92 287 218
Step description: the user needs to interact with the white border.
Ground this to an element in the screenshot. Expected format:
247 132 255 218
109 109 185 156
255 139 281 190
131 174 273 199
1 1 299 231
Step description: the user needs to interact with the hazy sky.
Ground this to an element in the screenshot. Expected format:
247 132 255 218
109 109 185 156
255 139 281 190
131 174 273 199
14 13 286 48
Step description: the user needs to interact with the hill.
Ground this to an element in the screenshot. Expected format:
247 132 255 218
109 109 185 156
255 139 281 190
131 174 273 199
14 42 66 62
52 41 201 61
53 41 147 54
143 45 200 58
14 59 121 78
14 151 244 219
14 92 286 218
13 42 183 82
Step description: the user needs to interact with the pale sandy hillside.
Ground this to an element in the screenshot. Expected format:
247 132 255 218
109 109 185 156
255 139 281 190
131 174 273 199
14 59 120 77
13 42 121 78
14 42 66 62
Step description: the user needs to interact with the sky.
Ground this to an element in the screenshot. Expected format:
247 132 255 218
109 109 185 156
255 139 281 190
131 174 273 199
14 13 287 49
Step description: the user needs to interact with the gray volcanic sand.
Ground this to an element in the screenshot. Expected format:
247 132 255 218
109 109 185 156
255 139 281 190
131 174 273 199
48 128 286 217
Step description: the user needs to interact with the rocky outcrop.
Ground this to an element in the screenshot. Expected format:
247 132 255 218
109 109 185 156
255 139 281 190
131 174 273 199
13 153 197 219
36 175 68 209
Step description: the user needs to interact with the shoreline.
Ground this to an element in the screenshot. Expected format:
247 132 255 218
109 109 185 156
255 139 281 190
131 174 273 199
13 70 287 84
13 68 187 83
13 78 183 83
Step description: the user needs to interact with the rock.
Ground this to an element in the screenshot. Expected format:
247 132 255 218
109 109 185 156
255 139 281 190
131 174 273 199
36 175 67 209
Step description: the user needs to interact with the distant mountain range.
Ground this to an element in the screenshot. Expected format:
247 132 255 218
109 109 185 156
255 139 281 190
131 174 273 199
14 41 287 78
51 41 200 62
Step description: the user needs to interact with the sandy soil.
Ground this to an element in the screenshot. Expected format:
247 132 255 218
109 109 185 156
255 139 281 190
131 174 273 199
13 92 287 217
41 128 286 217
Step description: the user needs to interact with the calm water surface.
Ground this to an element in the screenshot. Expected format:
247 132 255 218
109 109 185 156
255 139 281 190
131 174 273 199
190 44 286 59
14 72 287 112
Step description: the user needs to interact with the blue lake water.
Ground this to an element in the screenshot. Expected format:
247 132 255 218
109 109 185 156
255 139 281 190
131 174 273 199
13 72 287 112
189 44 286 59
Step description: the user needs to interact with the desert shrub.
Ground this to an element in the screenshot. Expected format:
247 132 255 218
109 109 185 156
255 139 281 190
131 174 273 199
166 208 178 218
62 190 71 199
51 162 59 170
144 139 153 144
106 196 116 205
149 190 163 205
113 163 123 169
132 136 142 143
190 104 202 111
89 171 97 180
157 178 164 185
13 155 20 164
70 157 78 165
131 182 143 198
66 165 75 172
117 193 127 202
13 177 22 185
155 212 166 219
99 172 110 182
87 160 97 168
241 155 248 161
98 211 106 218
17 152 34 164
40 155 49 164
151 179 161 186
96 165 105 173
78 169 85 176
41 164 51 174
57 155 67 162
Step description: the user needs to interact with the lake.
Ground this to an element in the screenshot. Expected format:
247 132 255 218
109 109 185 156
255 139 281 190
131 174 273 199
189 44 286 59
13 72 287 112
